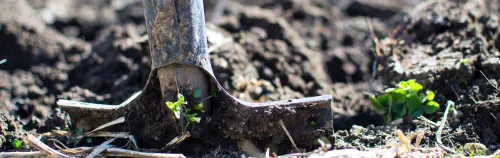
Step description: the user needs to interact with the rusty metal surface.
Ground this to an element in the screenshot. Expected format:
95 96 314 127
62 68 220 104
144 0 212 72
58 67 333 146
58 0 333 148
201 67 334 145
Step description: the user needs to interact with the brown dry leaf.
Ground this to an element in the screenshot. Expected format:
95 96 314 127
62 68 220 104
415 130 426 147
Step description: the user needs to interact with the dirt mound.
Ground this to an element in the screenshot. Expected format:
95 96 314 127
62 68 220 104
1 0 500 156
375 0 500 153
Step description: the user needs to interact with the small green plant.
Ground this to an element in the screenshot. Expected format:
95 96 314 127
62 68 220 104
310 121 317 127
370 79 440 124
166 90 208 129
238 32 246 43
456 59 471 69
11 139 23 149
193 89 202 99
166 93 186 119
70 127 84 145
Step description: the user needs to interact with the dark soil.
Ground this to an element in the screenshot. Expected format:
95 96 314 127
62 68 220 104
1 0 499 157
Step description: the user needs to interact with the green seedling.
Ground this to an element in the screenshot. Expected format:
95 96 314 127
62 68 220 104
194 102 205 113
310 121 317 127
75 127 84 135
184 109 201 125
11 139 23 149
166 93 202 129
193 89 205 112
459 59 470 65
456 59 471 69
193 89 202 99
166 93 186 119
370 79 440 124
70 127 84 145
238 32 246 43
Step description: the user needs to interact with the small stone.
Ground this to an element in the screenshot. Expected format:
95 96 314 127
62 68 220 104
254 86 263 96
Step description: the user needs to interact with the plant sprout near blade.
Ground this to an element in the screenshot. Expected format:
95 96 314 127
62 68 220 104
370 79 440 124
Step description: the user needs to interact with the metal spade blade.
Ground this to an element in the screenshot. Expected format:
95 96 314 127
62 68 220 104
58 0 333 148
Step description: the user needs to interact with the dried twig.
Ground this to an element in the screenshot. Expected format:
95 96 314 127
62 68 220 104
87 117 126 135
161 132 191 151
366 18 383 57
84 132 131 139
395 130 410 156
279 120 299 151
479 70 500 92
86 138 116 158
73 117 126 145
435 101 456 154
25 134 69 158
40 130 70 137
48 138 70 150
414 116 440 128
415 130 426 147
0 147 185 158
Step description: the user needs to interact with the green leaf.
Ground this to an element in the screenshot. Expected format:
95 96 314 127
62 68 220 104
187 114 201 124
166 101 181 119
409 82 423 93
71 137 78 145
446 100 456 112
408 108 423 118
406 94 421 109
424 101 440 114
173 110 181 119
194 102 205 113
177 93 185 102
184 112 201 124
426 91 435 101
390 89 407 104
12 139 23 149
86 138 92 143
393 115 402 121
75 128 84 135
391 103 407 117
370 95 386 115
398 80 410 89
310 121 317 127
166 102 175 110
377 94 392 108
166 93 188 119
193 89 202 99
384 88 395 93
407 79 416 85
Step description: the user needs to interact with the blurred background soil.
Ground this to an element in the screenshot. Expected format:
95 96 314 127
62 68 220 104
1 0 500 156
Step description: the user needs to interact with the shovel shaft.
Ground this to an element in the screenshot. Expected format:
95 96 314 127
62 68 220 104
143 0 212 72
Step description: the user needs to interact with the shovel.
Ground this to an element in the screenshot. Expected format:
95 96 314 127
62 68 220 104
57 0 333 148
